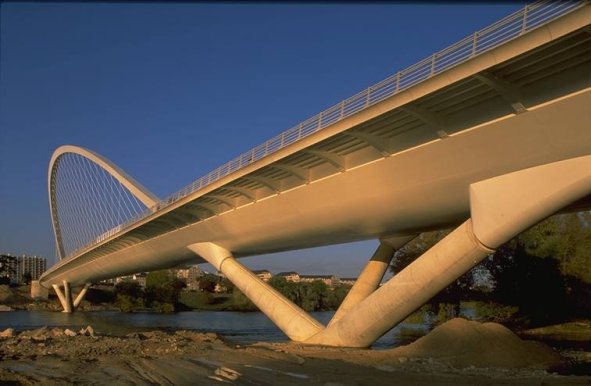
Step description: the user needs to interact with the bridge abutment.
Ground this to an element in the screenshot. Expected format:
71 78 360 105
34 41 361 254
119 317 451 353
30 280 49 300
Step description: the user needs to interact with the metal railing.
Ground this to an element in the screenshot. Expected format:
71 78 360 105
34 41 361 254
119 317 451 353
65 0 586 260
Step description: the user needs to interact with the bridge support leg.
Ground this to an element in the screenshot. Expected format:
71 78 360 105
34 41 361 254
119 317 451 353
73 283 91 309
329 235 415 326
305 154 591 347
187 242 324 342
52 280 72 313
52 281 90 313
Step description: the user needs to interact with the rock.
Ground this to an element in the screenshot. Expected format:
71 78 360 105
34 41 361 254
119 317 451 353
79 325 95 337
214 366 241 381
0 328 14 338
0 304 14 311
64 329 77 337
398 356 408 364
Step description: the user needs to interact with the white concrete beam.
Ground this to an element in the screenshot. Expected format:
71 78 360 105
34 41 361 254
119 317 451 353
302 149 346 171
400 105 449 139
474 72 526 114
343 131 391 157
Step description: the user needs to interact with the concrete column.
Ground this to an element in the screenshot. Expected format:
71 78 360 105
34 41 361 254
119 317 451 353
62 280 73 313
188 242 324 342
329 235 415 326
306 220 493 347
52 283 73 313
73 283 91 309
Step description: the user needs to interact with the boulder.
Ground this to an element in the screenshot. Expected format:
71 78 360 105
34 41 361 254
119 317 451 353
79 325 95 337
0 328 14 338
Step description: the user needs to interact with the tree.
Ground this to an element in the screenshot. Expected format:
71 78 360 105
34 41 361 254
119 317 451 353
481 213 591 325
21 272 32 285
114 281 144 312
198 274 218 293
229 287 258 311
144 270 186 312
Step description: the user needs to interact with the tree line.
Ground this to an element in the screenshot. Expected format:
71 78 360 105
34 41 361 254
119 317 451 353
114 271 351 313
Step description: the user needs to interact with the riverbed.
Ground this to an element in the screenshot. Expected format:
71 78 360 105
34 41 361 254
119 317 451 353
0 310 430 348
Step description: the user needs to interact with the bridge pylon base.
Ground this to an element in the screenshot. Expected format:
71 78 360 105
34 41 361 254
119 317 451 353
52 281 90 313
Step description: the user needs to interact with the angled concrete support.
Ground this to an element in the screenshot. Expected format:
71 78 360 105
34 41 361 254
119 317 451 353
52 281 90 313
73 283 91 309
53 281 72 313
306 155 591 347
329 235 415 326
187 242 324 342
307 220 491 347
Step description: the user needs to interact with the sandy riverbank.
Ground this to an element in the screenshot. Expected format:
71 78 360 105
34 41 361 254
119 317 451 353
0 318 590 385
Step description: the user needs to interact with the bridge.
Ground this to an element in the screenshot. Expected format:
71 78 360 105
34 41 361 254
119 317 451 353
38 1 591 347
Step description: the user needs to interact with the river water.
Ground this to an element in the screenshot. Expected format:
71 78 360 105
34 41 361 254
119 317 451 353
0 310 431 348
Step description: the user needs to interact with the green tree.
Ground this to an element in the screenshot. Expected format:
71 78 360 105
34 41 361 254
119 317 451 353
21 272 32 285
145 270 186 312
114 281 145 312
198 274 219 293
229 287 257 311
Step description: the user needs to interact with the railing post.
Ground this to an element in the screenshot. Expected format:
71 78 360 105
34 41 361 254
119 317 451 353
318 112 323 130
340 100 345 119
472 32 478 56
365 87 371 107
521 5 529 33
430 53 436 76
298 122 303 140
395 72 401 93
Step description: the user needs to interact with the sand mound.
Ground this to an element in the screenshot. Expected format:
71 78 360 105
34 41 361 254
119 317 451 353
389 318 562 369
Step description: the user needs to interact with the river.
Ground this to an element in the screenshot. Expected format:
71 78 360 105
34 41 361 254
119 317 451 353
0 310 431 348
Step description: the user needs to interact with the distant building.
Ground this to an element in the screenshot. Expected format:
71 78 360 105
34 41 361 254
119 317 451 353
0 254 47 284
276 271 300 283
176 266 204 282
252 269 272 282
300 274 339 287
176 266 205 291
116 272 147 288
339 277 357 286
16 255 47 283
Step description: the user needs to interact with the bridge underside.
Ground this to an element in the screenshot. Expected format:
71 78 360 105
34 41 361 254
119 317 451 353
39 6 591 346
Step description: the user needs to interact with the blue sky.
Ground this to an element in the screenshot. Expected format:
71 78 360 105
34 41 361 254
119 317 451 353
0 1 527 276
